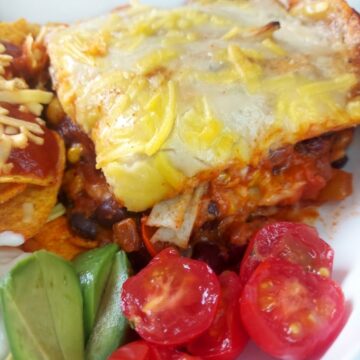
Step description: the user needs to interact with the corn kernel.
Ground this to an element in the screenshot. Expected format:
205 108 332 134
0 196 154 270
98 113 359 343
46 97 65 125
67 143 83 164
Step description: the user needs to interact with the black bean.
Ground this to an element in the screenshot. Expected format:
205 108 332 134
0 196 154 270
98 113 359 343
69 213 97 239
207 201 219 216
295 136 331 157
192 241 226 274
95 198 127 227
332 155 348 169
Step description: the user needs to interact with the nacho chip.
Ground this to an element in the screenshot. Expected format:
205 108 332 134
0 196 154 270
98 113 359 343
0 183 26 204
23 216 99 260
0 134 65 238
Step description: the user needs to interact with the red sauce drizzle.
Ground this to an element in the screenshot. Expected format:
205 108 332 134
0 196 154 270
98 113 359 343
1 102 60 181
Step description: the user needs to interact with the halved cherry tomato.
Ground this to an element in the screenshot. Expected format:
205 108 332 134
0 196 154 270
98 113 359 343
239 222 334 284
153 346 202 360
187 271 248 360
109 340 150 360
240 259 346 360
121 247 220 345
109 341 201 360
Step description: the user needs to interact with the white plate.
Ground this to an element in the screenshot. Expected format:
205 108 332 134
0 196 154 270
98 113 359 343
1 1 360 360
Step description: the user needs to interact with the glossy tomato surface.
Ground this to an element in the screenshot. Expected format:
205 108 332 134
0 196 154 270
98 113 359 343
121 248 220 345
240 259 346 360
109 340 201 360
109 341 150 360
239 222 334 284
153 346 202 360
187 271 248 360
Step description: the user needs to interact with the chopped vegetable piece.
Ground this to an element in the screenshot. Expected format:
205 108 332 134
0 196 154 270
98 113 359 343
86 251 131 360
121 248 220 345
113 218 142 252
187 271 248 359
0 251 84 360
73 243 118 340
240 259 346 360
239 222 334 284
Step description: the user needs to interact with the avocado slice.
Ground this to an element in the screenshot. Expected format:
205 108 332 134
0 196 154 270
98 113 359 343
0 251 84 360
86 251 131 360
73 244 118 340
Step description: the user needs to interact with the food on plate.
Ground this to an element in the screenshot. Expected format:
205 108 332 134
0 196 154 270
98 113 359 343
0 20 65 239
239 221 334 284
109 340 202 360
48 0 360 249
0 0 359 359
186 271 248 360
110 222 345 360
121 247 221 345
240 259 346 360
0 251 84 360
0 248 131 360
73 243 119 340
22 216 98 260
85 250 131 360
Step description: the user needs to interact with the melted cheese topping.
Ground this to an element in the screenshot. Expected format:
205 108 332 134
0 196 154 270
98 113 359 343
0 37 53 174
48 0 360 211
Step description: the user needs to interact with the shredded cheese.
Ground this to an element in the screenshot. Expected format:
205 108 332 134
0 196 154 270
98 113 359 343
0 35 50 173
47 0 360 212
0 89 52 105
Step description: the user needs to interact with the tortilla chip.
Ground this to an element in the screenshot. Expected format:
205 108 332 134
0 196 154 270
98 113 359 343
0 19 39 45
0 134 65 238
23 216 99 260
0 183 27 204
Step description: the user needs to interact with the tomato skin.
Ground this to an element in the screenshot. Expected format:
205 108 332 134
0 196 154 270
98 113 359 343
240 259 346 360
153 346 202 360
109 341 201 360
121 247 221 346
187 271 248 360
239 222 334 285
108 340 151 360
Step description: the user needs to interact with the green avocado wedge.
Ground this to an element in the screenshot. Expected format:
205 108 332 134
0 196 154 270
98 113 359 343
86 251 131 360
73 243 119 340
0 250 84 360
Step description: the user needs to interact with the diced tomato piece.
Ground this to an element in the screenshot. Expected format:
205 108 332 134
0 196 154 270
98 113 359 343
121 248 220 345
240 259 346 360
187 271 248 360
109 340 151 360
239 222 334 285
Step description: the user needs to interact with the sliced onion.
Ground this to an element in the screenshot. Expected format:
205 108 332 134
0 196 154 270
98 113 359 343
147 184 207 248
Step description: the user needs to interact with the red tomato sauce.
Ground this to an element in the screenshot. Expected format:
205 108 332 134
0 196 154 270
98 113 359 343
1 102 61 182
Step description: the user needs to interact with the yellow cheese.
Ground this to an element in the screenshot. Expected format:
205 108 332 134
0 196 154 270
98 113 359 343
0 90 53 105
48 0 360 211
